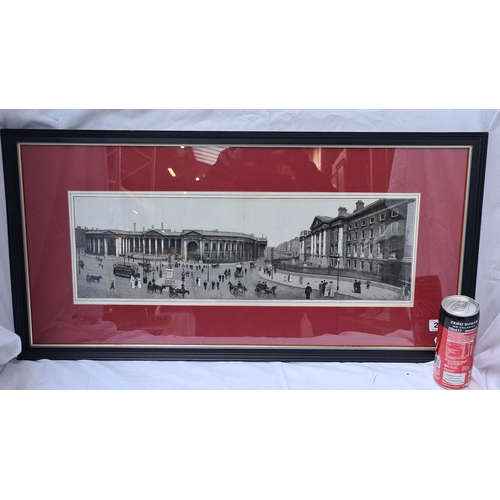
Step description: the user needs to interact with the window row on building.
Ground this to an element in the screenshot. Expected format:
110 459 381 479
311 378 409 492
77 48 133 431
270 198 417 284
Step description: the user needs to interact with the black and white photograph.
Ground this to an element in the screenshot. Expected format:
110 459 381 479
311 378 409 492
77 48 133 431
70 192 420 306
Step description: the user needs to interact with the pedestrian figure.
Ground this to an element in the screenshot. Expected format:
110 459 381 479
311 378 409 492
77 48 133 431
217 281 220 290
366 280 371 289
204 281 208 290
305 282 312 299
211 281 215 290
110 280 115 290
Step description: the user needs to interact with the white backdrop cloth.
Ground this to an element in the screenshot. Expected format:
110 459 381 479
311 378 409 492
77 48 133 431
0 109 498 390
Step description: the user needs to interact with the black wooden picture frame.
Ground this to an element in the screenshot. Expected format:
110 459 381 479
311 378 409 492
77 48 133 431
1 129 488 362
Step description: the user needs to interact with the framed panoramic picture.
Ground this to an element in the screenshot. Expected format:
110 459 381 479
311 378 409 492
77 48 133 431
1 129 488 361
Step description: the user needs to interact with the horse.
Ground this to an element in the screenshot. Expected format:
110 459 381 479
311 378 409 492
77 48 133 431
148 283 167 294
86 274 102 283
169 286 190 298
264 286 277 297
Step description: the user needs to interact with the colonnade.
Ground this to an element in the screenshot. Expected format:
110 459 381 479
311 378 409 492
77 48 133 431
85 235 182 257
304 227 344 267
183 238 262 262
85 233 266 262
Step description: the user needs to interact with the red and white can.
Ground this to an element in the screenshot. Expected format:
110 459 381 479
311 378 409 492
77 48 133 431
433 295 480 389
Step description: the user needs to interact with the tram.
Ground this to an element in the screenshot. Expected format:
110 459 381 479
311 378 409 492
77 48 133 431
113 262 139 278
234 263 244 278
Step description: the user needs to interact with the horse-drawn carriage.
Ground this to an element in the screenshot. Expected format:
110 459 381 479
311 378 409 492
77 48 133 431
147 282 167 294
255 282 277 297
86 274 102 283
147 281 190 298
169 286 190 298
228 281 247 296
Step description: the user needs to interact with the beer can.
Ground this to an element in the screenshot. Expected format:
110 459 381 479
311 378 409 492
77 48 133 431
433 295 480 389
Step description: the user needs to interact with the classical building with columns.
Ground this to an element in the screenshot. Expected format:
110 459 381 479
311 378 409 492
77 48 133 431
297 198 416 285
80 226 267 263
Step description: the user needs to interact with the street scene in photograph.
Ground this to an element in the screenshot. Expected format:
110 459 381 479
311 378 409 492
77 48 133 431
71 192 419 305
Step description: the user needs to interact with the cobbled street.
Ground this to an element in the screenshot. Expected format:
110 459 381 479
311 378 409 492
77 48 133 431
77 253 405 302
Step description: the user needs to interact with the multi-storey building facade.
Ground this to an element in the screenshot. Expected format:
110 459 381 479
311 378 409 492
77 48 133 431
297 198 416 285
274 237 300 260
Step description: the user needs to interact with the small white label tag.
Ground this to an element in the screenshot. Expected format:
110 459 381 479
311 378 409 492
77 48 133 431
429 319 439 332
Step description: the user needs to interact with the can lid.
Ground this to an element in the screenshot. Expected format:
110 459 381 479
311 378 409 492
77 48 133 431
442 295 480 317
